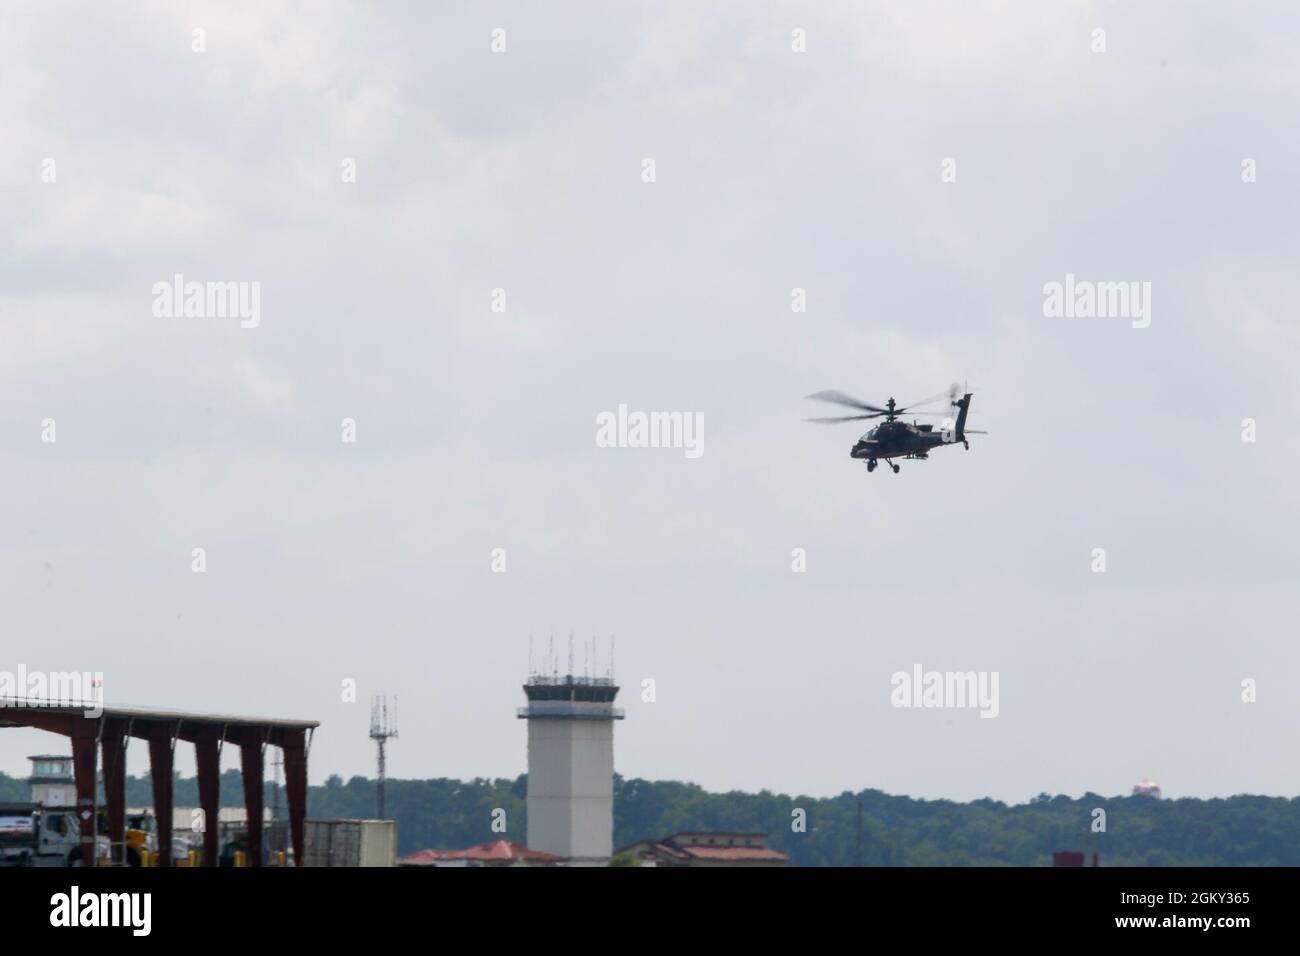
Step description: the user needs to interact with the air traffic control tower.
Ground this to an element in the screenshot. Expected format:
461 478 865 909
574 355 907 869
518 672 624 864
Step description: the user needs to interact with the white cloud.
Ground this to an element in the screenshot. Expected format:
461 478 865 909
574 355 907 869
228 356 297 414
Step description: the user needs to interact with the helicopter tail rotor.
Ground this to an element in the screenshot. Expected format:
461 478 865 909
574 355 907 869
954 391 973 443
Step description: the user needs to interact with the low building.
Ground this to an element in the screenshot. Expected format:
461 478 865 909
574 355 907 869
617 832 789 867
27 755 75 807
398 840 566 867
1132 778 1161 798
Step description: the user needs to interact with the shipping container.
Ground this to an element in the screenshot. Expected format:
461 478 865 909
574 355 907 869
303 819 396 867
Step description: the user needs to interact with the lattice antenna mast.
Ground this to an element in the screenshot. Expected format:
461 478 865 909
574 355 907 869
270 750 286 853
369 695 399 820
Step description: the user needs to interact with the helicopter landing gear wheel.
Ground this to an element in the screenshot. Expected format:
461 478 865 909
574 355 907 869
891 463 901 474
867 460 876 473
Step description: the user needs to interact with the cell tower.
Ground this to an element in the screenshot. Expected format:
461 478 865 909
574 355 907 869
369 695 398 820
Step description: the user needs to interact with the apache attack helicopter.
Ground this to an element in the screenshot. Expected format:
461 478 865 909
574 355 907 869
804 384 985 473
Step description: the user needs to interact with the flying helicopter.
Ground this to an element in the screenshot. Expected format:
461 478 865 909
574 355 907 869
804 384 985 473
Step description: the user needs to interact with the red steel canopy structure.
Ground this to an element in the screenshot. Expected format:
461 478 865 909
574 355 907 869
0 699 318 867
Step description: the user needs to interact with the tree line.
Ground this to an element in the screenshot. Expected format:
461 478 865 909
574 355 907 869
4 770 1297 865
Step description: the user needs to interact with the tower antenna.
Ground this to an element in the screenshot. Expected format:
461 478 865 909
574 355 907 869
369 695 399 820
271 749 285 855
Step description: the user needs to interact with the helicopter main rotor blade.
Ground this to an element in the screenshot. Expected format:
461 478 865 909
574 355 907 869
895 389 952 411
804 414 880 424
805 390 888 414
897 383 965 414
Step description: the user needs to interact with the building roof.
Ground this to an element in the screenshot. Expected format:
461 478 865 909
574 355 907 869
619 832 790 864
1 699 319 730
452 840 565 863
398 840 566 865
397 848 452 865
673 845 790 862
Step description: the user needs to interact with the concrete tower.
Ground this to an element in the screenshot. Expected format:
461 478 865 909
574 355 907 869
518 658 623 865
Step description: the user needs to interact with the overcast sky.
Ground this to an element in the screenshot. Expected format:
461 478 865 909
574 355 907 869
2 1 1298 803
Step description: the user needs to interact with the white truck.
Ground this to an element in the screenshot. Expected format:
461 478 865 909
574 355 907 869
0 803 112 866
0 804 178 866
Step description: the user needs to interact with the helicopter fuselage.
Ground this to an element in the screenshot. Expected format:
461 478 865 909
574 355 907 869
850 421 955 461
